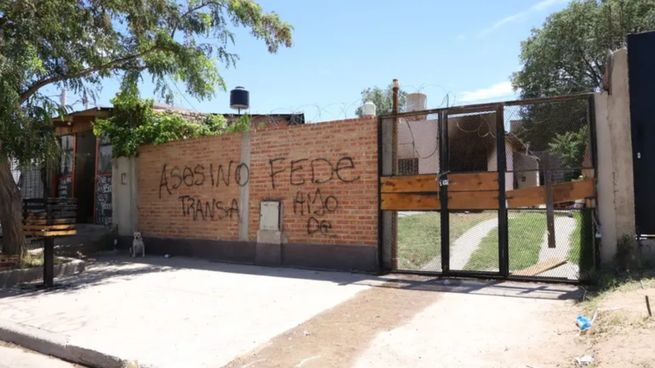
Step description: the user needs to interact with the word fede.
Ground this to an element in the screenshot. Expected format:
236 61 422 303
268 156 360 189
159 161 249 198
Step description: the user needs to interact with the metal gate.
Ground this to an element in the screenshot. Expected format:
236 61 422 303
379 94 597 282
628 32 655 237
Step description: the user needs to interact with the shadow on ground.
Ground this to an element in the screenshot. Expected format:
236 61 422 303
0 252 583 301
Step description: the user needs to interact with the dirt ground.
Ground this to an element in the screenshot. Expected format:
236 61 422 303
225 277 655 368
225 281 440 368
580 280 655 368
225 278 590 368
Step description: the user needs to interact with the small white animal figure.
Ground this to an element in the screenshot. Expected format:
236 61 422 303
131 232 145 257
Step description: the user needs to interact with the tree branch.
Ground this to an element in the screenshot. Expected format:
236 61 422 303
577 48 603 87
170 1 222 38
19 48 155 103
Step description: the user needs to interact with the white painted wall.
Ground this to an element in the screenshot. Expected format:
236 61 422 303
513 152 540 189
397 118 439 174
486 141 515 191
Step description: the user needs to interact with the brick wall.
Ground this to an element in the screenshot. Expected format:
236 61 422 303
137 117 378 247
137 134 244 240
249 118 378 246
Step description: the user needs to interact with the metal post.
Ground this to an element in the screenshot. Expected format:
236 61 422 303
390 79 399 270
42 159 54 288
587 95 600 270
544 157 556 248
439 111 450 274
43 237 54 287
496 105 509 277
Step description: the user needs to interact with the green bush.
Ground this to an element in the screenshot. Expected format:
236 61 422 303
93 87 248 157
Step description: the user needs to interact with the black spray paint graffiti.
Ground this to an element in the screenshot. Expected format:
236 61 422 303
268 156 359 189
293 188 339 235
159 161 249 199
157 161 247 221
178 195 239 221
268 156 359 235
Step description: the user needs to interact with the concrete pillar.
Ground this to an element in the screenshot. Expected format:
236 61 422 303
239 133 250 241
381 117 394 270
595 48 636 264
112 156 139 238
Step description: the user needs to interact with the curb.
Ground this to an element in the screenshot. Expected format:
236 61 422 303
0 258 85 288
0 320 127 368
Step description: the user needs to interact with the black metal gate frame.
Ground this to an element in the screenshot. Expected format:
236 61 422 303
377 93 598 284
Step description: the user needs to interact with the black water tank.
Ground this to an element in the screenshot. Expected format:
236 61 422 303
230 86 249 110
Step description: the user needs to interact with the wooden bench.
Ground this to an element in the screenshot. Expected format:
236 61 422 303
23 198 77 237
22 198 77 287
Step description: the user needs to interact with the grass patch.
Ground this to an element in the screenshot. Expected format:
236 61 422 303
568 211 582 264
397 211 493 270
464 211 546 271
568 210 595 278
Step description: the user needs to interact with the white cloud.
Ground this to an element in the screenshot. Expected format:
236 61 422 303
476 0 569 38
458 81 515 103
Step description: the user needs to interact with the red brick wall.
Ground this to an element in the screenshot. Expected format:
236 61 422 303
249 118 378 246
137 118 378 247
137 134 244 240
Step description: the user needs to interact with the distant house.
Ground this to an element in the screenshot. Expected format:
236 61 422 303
396 99 540 190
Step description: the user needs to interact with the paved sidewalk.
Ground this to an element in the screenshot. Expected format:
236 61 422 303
0 255 377 368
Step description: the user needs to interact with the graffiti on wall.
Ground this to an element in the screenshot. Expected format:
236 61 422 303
153 155 361 236
95 175 112 225
158 161 248 221
268 156 360 235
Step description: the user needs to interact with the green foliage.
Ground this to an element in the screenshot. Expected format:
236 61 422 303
567 210 596 282
465 212 547 272
355 84 407 117
397 212 493 270
0 0 292 164
549 125 590 169
0 0 290 254
514 99 589 153
512 0 655 98
93 90 247 157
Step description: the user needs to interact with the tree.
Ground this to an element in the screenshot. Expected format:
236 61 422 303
355 84 407 117
0 0 292 255
93 87 250 158
548 125 590 179
510 0 655 174
512 0 655 98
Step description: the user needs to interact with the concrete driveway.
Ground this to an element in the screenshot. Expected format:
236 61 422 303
0 255 376 367
0 255 584 368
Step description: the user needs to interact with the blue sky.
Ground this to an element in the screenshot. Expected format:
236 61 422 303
75 0 572 121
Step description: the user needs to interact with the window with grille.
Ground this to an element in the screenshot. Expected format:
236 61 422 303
398 158 419 175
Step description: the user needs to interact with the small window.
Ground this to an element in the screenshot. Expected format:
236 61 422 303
398 158 419 175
